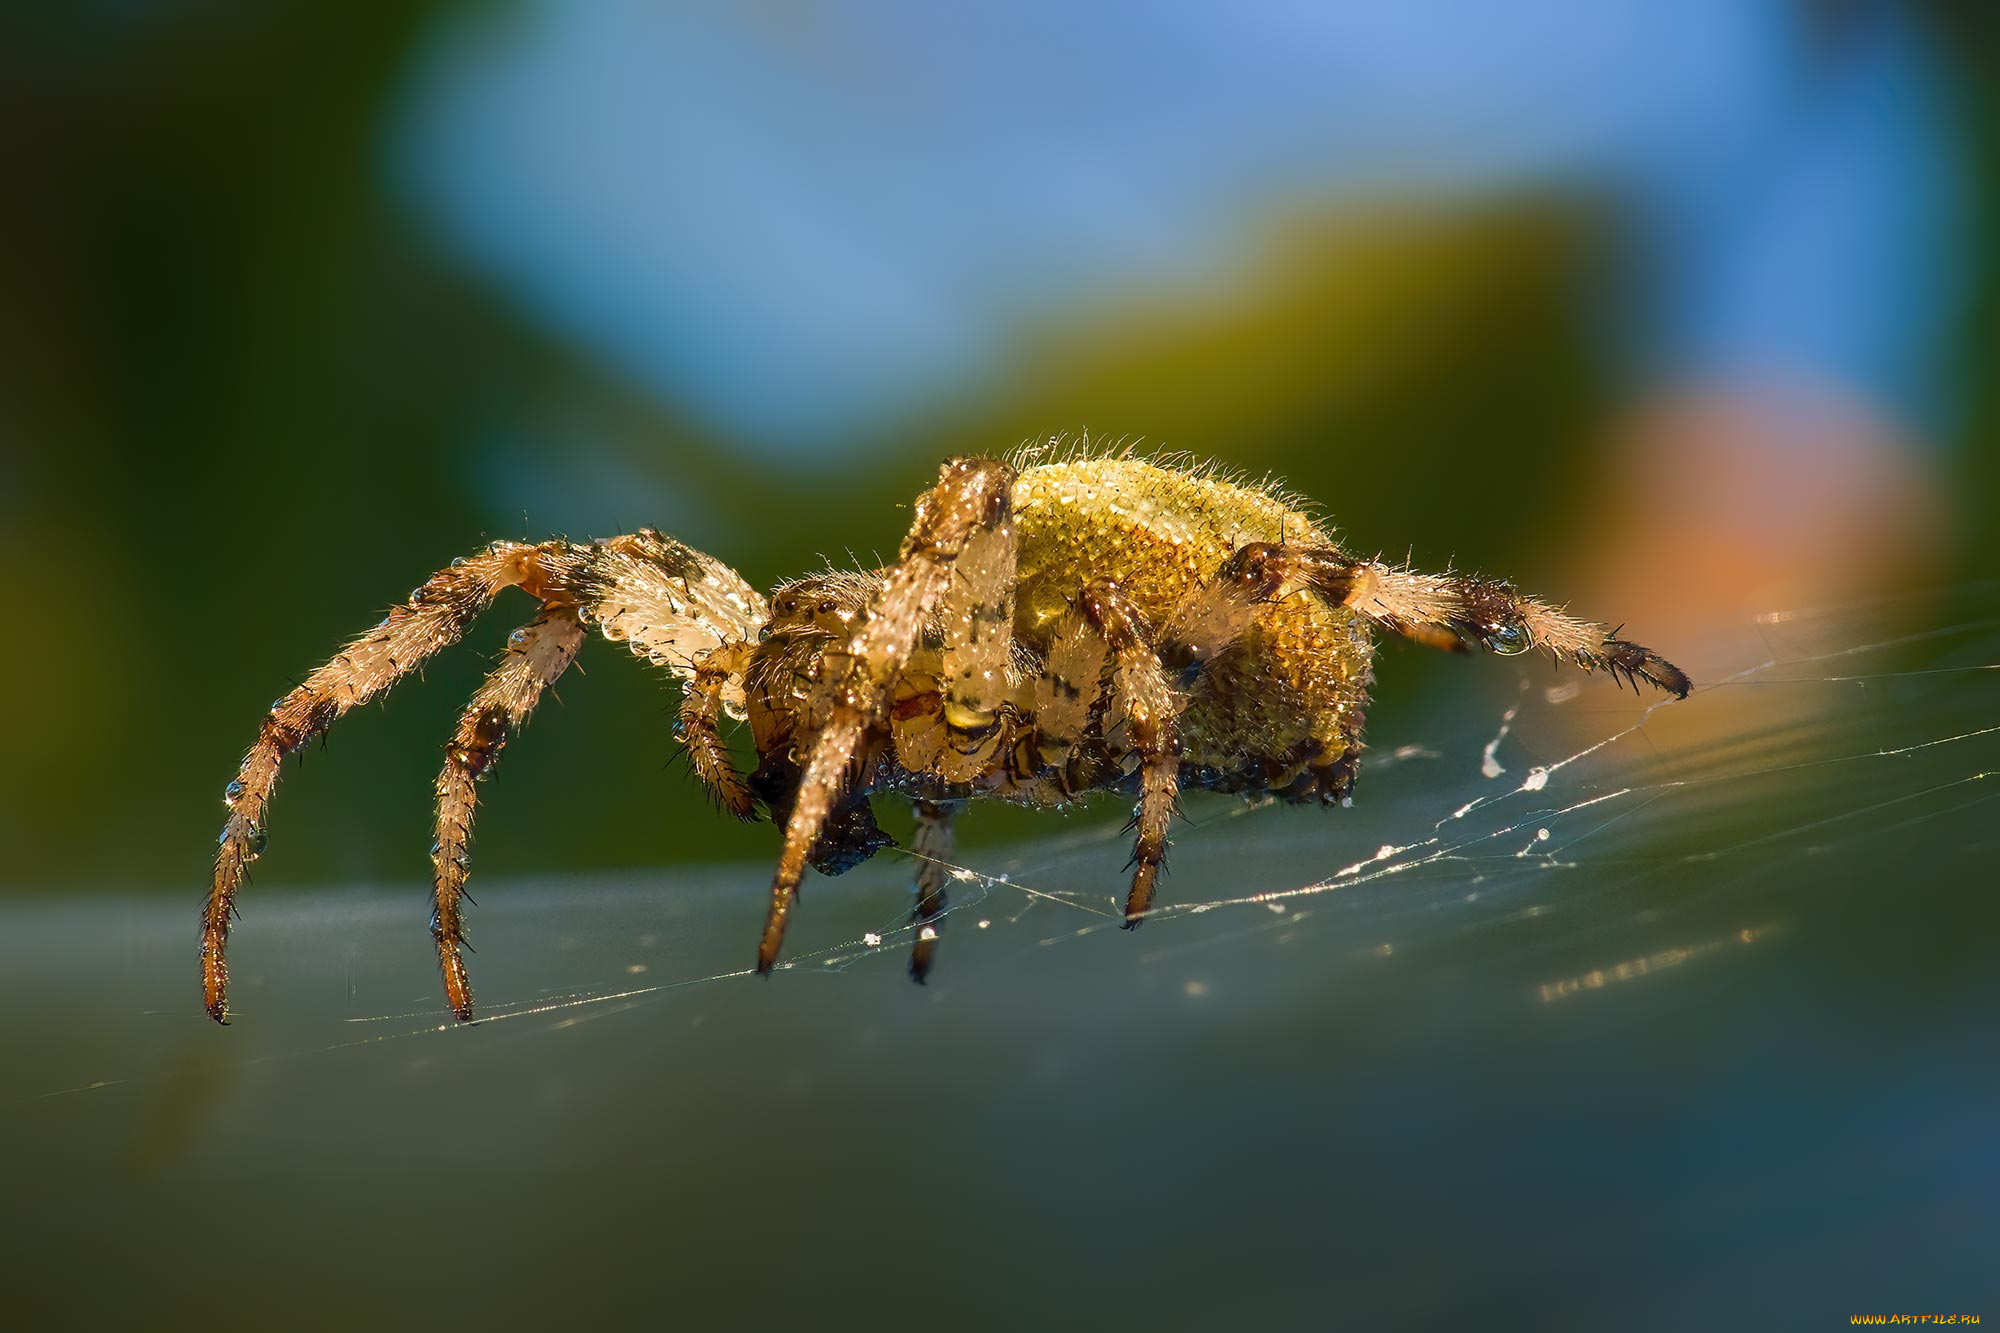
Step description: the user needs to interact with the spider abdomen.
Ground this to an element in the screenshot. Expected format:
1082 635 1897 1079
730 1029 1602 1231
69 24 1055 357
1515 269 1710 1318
1011 457 1373 797
1011 457 1315 640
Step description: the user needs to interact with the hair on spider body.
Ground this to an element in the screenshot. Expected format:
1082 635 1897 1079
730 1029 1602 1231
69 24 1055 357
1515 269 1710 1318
203 447 1689 1022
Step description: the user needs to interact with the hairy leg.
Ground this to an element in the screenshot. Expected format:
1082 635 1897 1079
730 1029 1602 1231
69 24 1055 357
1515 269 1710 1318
1192 543 1691 698
908 798 961 982
583 527 771 677
432 603 586 1020
206 532 764 1023
680 641 757 819
757 457 1017 974
1076 580 1183 927
205 544 536 1021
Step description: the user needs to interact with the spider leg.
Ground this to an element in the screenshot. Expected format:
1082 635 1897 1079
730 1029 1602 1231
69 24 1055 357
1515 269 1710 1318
880 494 1022 784
205 543 539 1022
757 457 1017 974
431 602 586 1021
887 669 947 774
1075 580 1182 928
680 641 757 820
206 531 765 1024
582 529 769 684
908 798 961 982
936 511 1019 783
1029 603 1111 781
582 533 767 815
1207 544 1692 698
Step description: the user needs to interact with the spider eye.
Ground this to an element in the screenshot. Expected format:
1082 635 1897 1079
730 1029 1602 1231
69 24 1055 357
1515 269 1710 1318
817 600 835 615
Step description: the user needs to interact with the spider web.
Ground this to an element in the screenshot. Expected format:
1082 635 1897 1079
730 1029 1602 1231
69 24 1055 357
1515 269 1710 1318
5 582 1997 1325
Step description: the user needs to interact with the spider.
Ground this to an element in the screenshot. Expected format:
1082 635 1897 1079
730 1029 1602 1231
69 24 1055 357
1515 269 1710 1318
204 449 1690 1023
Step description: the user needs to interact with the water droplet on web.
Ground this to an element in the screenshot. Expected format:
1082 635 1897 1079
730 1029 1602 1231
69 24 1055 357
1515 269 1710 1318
862 932 882 947
1375 844 1397 860
1536 828 1550 842
918 926 938 942
1521 768 1550 792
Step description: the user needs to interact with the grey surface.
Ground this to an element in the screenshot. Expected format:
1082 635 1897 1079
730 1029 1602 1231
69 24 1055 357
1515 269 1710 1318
6 591 1997 1330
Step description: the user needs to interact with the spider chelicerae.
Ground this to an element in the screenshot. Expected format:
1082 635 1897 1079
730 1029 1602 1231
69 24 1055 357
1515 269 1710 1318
205 449 1690 1022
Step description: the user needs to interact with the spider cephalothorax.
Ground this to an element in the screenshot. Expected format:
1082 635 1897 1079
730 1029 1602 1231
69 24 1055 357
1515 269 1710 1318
205 450 1689 1022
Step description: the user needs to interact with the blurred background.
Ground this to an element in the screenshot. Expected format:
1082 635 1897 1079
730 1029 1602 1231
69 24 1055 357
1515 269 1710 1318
4 4 1999 1327
4 0 1996 891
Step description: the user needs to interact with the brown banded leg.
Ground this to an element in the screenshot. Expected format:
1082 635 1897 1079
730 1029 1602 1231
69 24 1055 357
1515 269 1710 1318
758 457 1018 974
204 542 542 1023
431 540 762 1018
908 798 961 982
1076 580 1183 928
431 603 586 1021
206 530 766 1024
679 641 757 819
1207 544 1692 698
